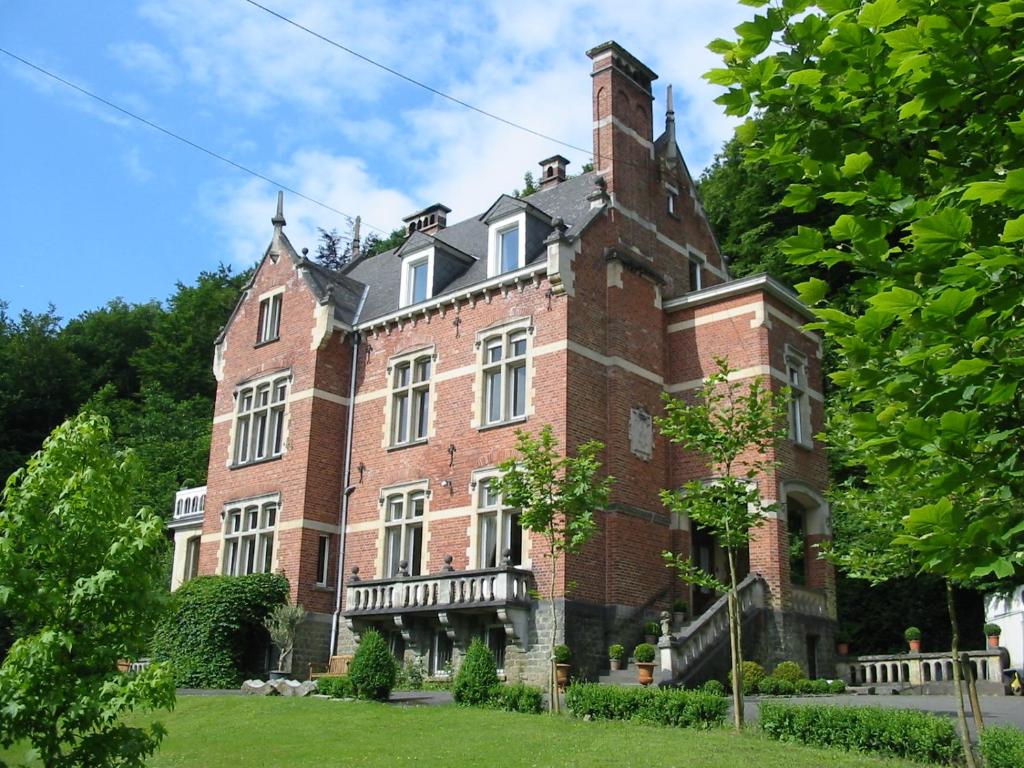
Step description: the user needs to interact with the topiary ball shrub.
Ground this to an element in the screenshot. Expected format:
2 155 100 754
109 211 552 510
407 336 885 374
904 626 922 642
758 677 781 696
795 678 816 695
452 639 499 706
608 643 625 661
736 660 766 695
633 643 656 663
701 679 726 696
348 629 398 701
771 661 805 684
984 623 1002 638
151 573 289 688
554 644 572 664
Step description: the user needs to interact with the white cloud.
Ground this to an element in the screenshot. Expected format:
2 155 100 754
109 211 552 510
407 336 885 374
123 146 153 182
108 41 179 88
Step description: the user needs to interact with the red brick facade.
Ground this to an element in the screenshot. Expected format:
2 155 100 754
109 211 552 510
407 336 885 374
173 41 834 682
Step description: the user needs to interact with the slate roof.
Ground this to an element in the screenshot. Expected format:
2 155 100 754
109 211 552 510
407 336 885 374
339 170 602 323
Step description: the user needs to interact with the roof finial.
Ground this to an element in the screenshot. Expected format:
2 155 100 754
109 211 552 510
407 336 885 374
665 84 678 161
272 191 286 230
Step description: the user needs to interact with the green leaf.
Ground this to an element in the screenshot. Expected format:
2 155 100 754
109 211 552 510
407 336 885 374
795 277 829 305
941 358 991 376
780 226 824 259
898 96 929 120
939 410 978 438
922 287 976 320
858 0 907 29
841 152 873 177
868 286 921 315
782 183 818 212
735 15 775 55
788 69 824 86
911 209 972 256
982 379 1018 405
706 38 736 55
961 181 1005 205
824 190 867 205
1003 214 1024 243
705 68 739 87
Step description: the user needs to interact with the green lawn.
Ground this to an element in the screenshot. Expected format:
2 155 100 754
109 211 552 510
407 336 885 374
1 696 930 768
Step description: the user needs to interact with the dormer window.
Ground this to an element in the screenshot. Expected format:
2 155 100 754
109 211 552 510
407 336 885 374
399 249 434 308
487 212 527 277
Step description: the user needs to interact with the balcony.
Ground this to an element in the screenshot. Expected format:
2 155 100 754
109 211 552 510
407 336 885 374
170 485 206 528
343 556 535 648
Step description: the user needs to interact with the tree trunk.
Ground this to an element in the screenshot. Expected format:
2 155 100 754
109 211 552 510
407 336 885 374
947 581 977 768
549 547 560 714
962 651 985 733
727 547 744 731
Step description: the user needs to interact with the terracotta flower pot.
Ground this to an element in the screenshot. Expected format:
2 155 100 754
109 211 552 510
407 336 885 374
637 662 655 686
988 635 1001 649
609 658 622 671
555 663 571 689
908 639 921 653
836 642 850 657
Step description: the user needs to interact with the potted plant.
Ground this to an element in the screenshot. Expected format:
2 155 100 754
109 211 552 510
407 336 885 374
264 601 307 680
634 642 656 686
985 623 1002 649
671 599 689 627
904 626 922 653
643 620 660 645
608 643 625 671
554 644 572 689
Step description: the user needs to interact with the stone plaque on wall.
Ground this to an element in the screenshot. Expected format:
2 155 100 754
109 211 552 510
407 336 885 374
629 407 653 462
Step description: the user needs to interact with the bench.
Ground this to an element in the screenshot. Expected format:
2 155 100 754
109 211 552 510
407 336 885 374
309 654 352 681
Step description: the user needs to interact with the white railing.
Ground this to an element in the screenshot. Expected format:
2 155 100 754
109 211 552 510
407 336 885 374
838 649 1009 688
173 486 206 521
346 567 533 614
790 584 829 618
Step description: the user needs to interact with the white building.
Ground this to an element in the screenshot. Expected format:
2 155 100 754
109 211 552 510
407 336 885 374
985 586 1024 670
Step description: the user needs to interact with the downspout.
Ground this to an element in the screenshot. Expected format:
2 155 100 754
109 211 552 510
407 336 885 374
329 290 366 656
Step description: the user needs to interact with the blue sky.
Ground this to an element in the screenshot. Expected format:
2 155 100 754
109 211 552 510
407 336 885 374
1 1 751 321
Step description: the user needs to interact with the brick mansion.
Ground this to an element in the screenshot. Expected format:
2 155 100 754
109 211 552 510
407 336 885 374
168 41 835 685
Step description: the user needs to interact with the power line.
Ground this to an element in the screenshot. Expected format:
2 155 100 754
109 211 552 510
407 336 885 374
0 46 390 237
242 0 600 161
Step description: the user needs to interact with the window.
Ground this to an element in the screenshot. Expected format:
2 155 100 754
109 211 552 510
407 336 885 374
389 355 432 446
786 349 811 446
499 226 520 273
183 536 201 583
222 499 277 576
483 626 507 673
409 259 429 305
383 489 426 577
316 534 330 586
257 293 282 343
233 374 289 466
476 478 523 568
430 631 453 676
667 192 677 216
688 256 703 291
481 329 528 426
399 249 434 308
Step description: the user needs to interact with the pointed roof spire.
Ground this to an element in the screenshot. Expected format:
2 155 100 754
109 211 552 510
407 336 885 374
665 85 678 161
272 191 286 230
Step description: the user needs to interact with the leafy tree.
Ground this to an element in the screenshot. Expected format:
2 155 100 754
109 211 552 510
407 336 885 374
513 171 539 198
264 602 307 674
494 425 613 713
315 226 347 270
132 265 250 401
658 357 786 731
0 414 175 766
712 2 1024 761
361 227 407 259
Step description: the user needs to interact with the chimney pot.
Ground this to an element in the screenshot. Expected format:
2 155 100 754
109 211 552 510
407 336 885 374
538 155 570 190
402 203 451 236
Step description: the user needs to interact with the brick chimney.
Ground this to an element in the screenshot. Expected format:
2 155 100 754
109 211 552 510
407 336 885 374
538 155 570 190
586 41 658 205
402 203 451 236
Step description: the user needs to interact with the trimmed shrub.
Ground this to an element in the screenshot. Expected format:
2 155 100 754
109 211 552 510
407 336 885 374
736 660 766 695
984 623 1002 637
760 702 959 765
701 679 726 696
981 724 1024 768
348 629 398 701
565 682 727 728
758 677 795 696
316 675 356 698
794 678 815 695
554 644 572 664
608 643 625 661
771 661 805 683
488 683 544 714
452 639 499 706
152 573 289 688
633 643 656 663
827 679 847 694
904 626 922 642
643 620 660 637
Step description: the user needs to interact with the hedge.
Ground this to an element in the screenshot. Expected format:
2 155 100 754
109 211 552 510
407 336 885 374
759 702 960 765
487 683 544 714
981 724 1024 768
152 573 289 688
565 683 727 729
317 675 356 699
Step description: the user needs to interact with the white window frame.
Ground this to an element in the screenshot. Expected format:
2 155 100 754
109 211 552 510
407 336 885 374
380 483 429 578
257 292 283 344
183 536 201 583
222 495 279 576
487 212 527 277
666 183 679 217
387 349 434 447
430 630 453 677
315 534 330 586
786 346 812 448
474 475 524 569
688 253 703 291
398 247 435 308
476 319 531 428
233 372 290 466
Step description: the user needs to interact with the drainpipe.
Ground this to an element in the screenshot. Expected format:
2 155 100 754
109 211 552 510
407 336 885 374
329 326 362 656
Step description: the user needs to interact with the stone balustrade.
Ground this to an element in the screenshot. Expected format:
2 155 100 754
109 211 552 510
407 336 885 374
790 584 829 618
345 561 533 616
837 648 1011 695
173 485 206 522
